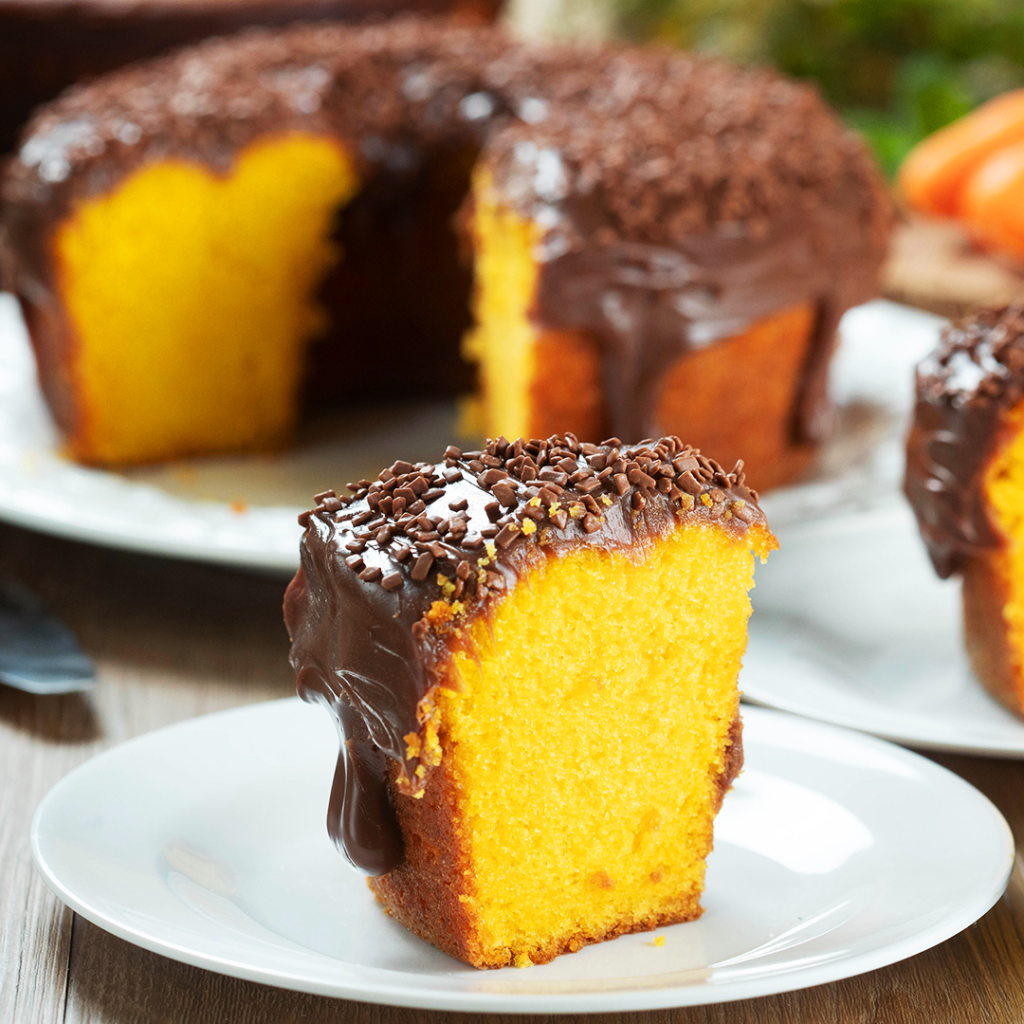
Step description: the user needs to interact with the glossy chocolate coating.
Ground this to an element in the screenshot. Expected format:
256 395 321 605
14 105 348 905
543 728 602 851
0 19 890 448
284 434 769 874
905 304 1024 578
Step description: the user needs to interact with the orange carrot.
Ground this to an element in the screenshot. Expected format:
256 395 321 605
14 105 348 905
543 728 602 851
961 140 1024 262
898 89 1024 218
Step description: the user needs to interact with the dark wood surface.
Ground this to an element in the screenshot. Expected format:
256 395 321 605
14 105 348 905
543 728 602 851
3 519 1023 1024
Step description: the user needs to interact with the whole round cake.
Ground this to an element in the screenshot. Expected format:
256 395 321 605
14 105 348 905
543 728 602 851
0 18 892 488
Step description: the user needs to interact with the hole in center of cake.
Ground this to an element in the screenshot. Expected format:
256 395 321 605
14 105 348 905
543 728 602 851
305 142 480 410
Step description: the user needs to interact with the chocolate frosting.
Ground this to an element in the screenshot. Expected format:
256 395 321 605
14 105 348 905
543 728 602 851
283 433 770 874
905 304 1024 578
0 18 890 446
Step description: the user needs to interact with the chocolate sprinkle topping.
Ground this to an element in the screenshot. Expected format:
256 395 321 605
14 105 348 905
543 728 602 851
905 304 1024 577
284 434 768 875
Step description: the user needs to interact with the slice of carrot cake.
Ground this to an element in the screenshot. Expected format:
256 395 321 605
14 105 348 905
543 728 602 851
285 433 775 968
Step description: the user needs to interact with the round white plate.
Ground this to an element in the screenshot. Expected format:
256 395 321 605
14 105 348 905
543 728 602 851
32 699 1011 1013
0 292 944 573
745 499 1024 757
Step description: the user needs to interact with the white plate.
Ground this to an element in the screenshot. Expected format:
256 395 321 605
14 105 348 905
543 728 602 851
745 499 1024 757
31 698 1012 1013
0 292 944 573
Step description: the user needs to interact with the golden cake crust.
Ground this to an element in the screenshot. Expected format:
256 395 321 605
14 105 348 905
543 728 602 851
368 753 479 964
962 552 1023 714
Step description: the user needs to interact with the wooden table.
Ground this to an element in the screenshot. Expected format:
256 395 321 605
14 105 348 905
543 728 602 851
3 519 1024 1024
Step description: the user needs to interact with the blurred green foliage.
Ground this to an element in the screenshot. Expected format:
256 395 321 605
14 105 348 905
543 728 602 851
616 0 1024 175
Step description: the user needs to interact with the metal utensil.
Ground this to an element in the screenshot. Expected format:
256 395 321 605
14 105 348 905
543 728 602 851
0 582 96 694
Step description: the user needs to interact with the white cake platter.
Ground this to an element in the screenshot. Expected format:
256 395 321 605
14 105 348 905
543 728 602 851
0 292 943 573
32 699 1012 1013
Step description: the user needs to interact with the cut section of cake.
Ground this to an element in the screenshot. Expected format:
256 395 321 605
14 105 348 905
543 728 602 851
906 304 1024 717
284 433 775 968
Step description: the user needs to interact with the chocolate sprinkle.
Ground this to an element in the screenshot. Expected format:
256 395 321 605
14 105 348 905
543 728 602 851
491 481 517 508
410 552 434 581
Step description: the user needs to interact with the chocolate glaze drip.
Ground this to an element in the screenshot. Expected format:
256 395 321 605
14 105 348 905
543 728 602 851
530 214 873 444
284 433 770 874
905 304 1024 578
0 19 890 447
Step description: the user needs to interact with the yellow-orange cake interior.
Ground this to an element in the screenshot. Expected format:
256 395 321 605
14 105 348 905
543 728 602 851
52 133 358 465
370 518 774 969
